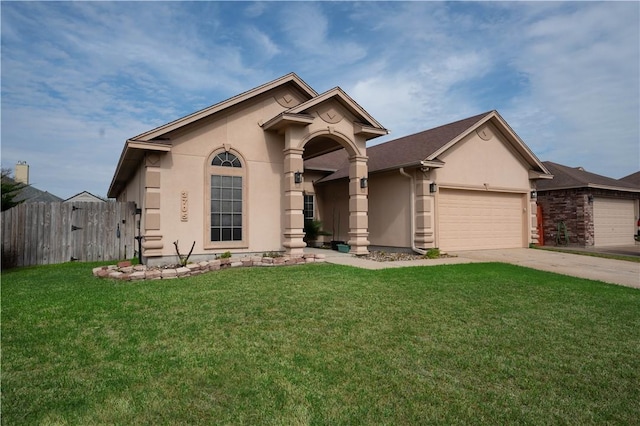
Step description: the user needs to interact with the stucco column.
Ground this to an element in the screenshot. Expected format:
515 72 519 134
530 198 539 245
416 177 435 248
347 155 369 255
283 147 306 256
141 153 164 258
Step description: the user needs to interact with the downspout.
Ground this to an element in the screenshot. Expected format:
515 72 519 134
399 168 427 255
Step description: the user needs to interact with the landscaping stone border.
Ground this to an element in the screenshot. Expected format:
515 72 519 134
93 254 326 281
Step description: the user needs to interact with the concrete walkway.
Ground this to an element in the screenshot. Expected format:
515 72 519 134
305 248 640 289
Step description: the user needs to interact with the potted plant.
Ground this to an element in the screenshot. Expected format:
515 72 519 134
304 219 330 247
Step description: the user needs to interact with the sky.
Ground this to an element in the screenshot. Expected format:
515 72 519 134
1 1 639 199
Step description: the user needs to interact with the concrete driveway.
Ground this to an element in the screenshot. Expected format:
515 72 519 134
308 247 640 289
452 248 640 289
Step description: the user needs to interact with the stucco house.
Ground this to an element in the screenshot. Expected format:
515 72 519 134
536 162 640 247
307 110 552 252
108 73 552 265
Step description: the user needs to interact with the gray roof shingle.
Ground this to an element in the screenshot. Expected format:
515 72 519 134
620 171 640 187
538 162 640 192
308 111 492 181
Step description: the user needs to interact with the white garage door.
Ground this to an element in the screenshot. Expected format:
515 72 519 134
439 189 525 251
593 198 636 246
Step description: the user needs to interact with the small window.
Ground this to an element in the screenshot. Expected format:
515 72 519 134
303 194 315 220
212 152 242 168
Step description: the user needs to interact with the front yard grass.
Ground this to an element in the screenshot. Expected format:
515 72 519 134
2 262 639 424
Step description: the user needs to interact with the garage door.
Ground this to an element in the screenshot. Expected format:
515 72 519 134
593 198 636 246
439 189 525 251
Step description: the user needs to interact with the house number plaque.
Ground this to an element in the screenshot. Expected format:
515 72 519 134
180 191 188 222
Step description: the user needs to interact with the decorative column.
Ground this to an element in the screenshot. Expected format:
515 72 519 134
282 147 306 256
141 153 163 258
415 177 435 248
347 155 370 255
530 197 539 245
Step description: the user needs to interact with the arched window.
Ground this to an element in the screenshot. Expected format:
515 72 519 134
207 149 246 247
212 152 242 168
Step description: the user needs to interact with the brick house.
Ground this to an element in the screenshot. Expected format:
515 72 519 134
536 162 640 247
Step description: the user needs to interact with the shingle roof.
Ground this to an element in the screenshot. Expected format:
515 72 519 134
303 149 349 172
537 162 640 192
2 177 64 203
307 111 496 181
620 171 640 187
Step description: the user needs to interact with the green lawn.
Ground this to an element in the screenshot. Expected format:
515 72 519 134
2 262 639 425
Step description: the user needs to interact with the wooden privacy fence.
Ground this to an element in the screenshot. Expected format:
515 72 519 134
1 201 137 267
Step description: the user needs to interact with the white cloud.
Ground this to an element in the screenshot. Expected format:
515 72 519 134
1 1 638 201
277 2 367 71
502 2 639 176
244 27 281 60
244 2 268 19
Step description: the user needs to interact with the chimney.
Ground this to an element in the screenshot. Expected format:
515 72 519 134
15 161 29 185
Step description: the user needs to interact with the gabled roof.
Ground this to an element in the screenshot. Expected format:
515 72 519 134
289 87 387 132
537 162 640 193
133 73 317 142
64 191 106 203
312 110 549 182
109 73 317 198
620 171 640 187
261 86 388 139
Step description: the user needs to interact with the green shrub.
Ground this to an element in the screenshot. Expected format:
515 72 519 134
425 248 440 259
218 251 232 259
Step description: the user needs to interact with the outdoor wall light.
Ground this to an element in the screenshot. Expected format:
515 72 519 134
429 182 437 193
360 177 368 188
531 190 537 199
588 194 594 203
294 171 303 184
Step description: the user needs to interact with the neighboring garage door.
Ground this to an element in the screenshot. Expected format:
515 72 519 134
593 198 636 246
439 189 525 251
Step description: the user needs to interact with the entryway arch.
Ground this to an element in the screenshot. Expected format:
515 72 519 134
279 127 370 256
260 86 387 256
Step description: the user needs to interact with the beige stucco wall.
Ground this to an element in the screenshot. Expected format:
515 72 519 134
367 170 412 248
432 123 531 192
118 162 145 205
152 92 292 258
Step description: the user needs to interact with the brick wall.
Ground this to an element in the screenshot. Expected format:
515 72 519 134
537 188 640 246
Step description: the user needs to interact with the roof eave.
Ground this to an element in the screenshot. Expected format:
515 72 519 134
538 183 640 193
529 170 554 180
107 140 172 198
588 183 640 193
354 122 389 140
261 112 315 132
304 166 338 173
